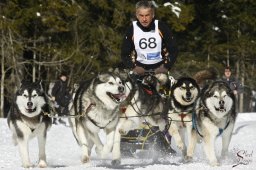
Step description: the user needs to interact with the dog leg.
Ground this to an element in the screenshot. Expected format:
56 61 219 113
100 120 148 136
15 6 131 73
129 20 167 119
101 128 115 158
221 123 234 157
168 124 185 152
90 133 103 157
17 137 32 168
37 128 47 168
203 134 219 166
111 118 126 166
76 122 90 163
13 122 32 168
186 124 197 161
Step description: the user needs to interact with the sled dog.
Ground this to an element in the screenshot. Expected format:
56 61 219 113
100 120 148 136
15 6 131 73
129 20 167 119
7 81 51 168
69 73 127 163
189 81 237 166
111 73 169 165
167 77 200 157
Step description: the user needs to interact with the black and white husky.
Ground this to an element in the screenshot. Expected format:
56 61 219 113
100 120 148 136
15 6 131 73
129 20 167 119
69 73 127 163
189 81 237 166
7 81 51 168
167 77 200 158
111 73 169 165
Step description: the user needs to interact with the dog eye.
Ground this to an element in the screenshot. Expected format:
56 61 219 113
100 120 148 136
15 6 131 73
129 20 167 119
213 95 218 98
23 94 28 98
32 94 38 97
109 82 114 85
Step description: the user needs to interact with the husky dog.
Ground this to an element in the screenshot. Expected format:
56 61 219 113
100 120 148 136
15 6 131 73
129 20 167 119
111 73 169 165
7 81 51 168
167 77 200 158
69 73 127 163
188 81 237 166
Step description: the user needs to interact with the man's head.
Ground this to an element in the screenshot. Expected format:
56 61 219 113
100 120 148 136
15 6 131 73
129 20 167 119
224 66 231 78
59 72 67 81
136 1 155 28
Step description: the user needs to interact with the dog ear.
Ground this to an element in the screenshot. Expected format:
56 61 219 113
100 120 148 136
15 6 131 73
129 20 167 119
97 73 110 82
36 80 44 93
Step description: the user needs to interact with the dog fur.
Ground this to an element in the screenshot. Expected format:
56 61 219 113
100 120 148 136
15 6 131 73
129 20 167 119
7 81 51 168
69 73 127 163
188 80 237 166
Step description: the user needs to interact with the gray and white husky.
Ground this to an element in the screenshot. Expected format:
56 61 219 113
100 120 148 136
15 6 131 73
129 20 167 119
69 73 127 163
7 81 51 168
167 77 200 158
111 73 169 165
188 81 237 166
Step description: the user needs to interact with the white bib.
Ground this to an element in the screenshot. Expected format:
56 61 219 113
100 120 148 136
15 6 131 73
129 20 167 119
133 20 163 65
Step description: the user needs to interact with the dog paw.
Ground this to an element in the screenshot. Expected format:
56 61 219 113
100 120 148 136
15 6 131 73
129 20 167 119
38 160 47 168
81 156 90 164
22 163 33 168
111 159 121 166
210 160 220 166
184 156 193 163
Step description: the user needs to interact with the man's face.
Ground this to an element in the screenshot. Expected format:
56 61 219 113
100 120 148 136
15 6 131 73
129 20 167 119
136 7 154 28
224 69 231 78
60 75 67 81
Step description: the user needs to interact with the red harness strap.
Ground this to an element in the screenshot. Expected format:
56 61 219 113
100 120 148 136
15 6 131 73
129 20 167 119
143 87 153 95
179 113 187 127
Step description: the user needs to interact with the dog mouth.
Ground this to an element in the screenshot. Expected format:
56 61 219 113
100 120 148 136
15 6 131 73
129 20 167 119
214 106 226 112
26 107 37 113
107 92 126 103
182 96 193 102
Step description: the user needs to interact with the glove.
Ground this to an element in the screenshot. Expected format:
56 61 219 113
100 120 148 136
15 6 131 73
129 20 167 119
133 66 145 75
155 65 168 74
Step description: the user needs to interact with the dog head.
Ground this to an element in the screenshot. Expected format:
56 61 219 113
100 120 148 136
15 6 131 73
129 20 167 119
95 73 126 104
16 80 46 117
202 81 235 118
171 77 200 106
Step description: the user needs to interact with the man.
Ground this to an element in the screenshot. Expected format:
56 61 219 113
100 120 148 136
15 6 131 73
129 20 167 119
121 0 178 75
51 72 72 125
121 0 177 155
222 66 243 95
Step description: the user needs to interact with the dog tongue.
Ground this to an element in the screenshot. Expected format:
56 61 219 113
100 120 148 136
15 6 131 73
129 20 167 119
113 93 126 100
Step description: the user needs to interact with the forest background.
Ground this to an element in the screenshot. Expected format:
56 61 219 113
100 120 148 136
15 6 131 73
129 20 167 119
1 0 256 117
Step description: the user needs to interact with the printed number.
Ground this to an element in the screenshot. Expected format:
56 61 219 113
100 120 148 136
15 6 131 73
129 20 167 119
139 37 157 49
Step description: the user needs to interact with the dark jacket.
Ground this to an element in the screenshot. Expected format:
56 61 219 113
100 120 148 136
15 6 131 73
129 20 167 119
121 19 178 70
51 80 71 106
222 76 243 94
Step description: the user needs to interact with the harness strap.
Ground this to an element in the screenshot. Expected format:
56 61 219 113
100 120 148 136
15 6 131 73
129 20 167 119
217 120 230 137
179 113 187 127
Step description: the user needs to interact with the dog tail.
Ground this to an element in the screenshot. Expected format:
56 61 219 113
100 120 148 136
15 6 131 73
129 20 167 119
193 67 218 86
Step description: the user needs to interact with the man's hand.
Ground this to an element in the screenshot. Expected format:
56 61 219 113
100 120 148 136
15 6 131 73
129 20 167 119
155 65 168 74
133 66 145 75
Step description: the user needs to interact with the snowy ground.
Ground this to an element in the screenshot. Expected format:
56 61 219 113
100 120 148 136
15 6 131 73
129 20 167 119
1 113 256 170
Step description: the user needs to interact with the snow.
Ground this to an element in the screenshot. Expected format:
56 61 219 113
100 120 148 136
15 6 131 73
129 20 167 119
1 113 256 170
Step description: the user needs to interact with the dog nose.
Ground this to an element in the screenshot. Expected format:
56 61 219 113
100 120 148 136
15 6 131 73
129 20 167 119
118 86 124 93
186 91 191 97
27 102 33 107
219 100 225 105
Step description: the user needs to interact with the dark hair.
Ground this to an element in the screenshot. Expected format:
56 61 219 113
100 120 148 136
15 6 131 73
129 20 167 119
225 66 231 71
59 72 68 78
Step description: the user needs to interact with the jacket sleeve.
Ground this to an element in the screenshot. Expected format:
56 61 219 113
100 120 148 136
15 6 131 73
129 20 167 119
159 21 178 70
121 25 136 69
51 81 60 97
